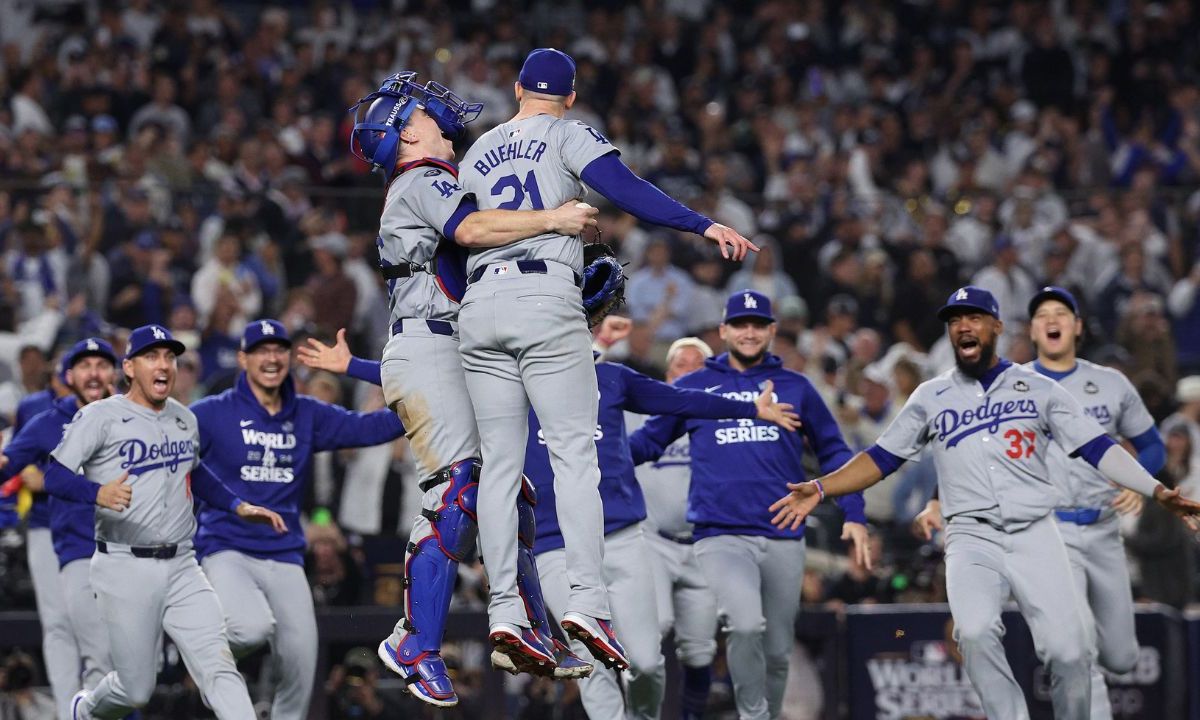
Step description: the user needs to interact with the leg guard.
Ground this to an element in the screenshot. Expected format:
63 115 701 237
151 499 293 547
381 459 479 707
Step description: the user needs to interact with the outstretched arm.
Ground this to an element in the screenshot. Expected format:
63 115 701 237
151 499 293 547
297 329 382 386
768 452 887 531
580 153 758 261
450 200 599 248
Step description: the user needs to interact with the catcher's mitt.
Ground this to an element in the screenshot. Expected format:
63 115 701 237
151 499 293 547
581 241 626 328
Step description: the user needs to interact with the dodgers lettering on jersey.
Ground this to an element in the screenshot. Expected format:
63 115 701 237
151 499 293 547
4 394 96 567
378 163 471 322
459 116 618 275
524 360 758 555
630 354 867 540
190 373 404 564
1028 359 1156 509
875 362 1108 531
51 395 201 547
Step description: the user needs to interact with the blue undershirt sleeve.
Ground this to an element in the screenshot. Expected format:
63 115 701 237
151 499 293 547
580 153 714 235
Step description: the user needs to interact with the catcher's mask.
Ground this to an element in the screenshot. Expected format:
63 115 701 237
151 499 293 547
348 71 483 176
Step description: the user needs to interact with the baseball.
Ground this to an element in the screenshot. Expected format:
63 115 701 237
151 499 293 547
575 202 593 209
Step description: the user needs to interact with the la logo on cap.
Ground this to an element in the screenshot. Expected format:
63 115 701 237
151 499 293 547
955 288 969 300
86 339 98 351
743 293 758 309
261 321 275 335
152 326 166 340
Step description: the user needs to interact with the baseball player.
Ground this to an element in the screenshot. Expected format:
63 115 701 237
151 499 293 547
295 331 595 681
917 285 1165 719
520 335 799 720
456 47 757 670
630 290 869 720
769 286 1200 720
0 340 116 720
189 318 407 720
38 324 286 720
346 72 600 702
627 337 722 720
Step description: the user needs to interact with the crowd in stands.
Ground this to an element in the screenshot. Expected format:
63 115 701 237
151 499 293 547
2 0 1200 716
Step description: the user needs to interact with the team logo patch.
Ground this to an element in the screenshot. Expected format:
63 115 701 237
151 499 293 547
423 169 441 177
743 293 758 309
261 321 275 335
1013 380 1029 392
1084 381 1099 394
152 326 166 340
955 288 969 300
86 339 99 351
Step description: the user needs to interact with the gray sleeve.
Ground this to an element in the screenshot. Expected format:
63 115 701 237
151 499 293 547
558 120 620 176
874 387 931 460
404 169 469 236
50 405 109 472
1045 382 1107 452
1115 373 1156 439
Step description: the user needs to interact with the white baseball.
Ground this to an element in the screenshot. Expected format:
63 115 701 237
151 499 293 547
575 202 593 209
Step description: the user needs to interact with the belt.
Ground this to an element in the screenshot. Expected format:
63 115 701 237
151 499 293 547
466 260 581 286
391 318 455 337
97 540 178 559
658 529 695 545
1054 508 1102 525
379 263 424 280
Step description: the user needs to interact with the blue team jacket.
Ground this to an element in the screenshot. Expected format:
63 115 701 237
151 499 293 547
191 373 405 565
13 389 55 529
525 361 758 555
630 353 867 540
5 395 96 566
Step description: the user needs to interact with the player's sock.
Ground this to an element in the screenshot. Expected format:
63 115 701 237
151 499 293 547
681 664 712 720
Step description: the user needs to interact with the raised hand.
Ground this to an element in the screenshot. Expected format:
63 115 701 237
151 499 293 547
595 315 632 349
754 380 801 432
97 472 132 512
236 502 288 533
703 223 759 262
769 480 822 531
297 328 352 374
913 499 943 540
1153 486 1200 532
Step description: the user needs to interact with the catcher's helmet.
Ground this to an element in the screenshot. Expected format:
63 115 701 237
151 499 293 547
348 72 483 175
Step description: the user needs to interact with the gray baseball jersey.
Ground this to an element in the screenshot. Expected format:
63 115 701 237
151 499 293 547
459 115 617 275
52 395 199 547
377 164 469 323
1025 359 1156 509
875 362 1107 531
626 411 693 538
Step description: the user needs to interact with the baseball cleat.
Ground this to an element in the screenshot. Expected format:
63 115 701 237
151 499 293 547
549 637 594 679
377 638 459 707
560 612 629 671
489 623 557 676
71 689 92 720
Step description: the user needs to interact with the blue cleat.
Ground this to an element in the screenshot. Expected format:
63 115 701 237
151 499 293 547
377 638 458 707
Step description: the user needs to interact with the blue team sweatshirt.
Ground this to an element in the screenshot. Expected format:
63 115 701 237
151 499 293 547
630 353 867 540
190 373 405 564
12 389 55 529
525 361 758 555
4 395 96 566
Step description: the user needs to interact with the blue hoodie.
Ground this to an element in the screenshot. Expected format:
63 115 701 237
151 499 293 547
11 388 56 529
4 395 96 566
525 360 759 554
190 373 405 564
630 353 867 540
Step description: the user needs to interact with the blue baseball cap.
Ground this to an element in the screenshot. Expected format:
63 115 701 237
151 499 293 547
519 48 576 97
60 337 117 383
1028 286 1079 318
937 286 1000 322
241 319 291 352
125 324 186 360
723 290 775 323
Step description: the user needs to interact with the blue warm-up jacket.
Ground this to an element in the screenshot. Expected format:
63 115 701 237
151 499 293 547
12 388 56 529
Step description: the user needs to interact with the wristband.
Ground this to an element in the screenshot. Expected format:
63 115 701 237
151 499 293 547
813 479 826 501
